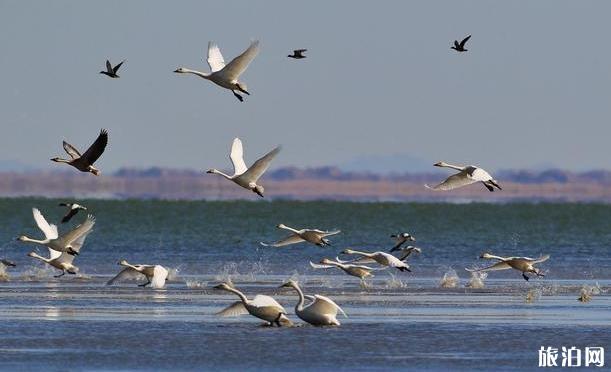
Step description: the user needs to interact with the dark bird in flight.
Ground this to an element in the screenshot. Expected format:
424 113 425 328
100 60 125 78
59 203 88 223
288 49 307 59
51 129 109 176
389 232 416 252
451 35 471 52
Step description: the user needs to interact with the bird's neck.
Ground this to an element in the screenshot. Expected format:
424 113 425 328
180 68 211 79
21 236 49 245
209 169 233 180
292 285 306 311
120 262 142 273
29 253 51 263
278 225 299 234
225 287 249 304
349 250 371 258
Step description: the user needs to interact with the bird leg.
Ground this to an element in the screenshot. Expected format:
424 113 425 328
54 271 65 278
232 91 244 102
138 280 151 287
522 273 530 281
67 248 79 256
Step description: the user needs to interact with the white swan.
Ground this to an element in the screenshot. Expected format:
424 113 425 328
18 208 95 256
466 252 550 281
390 232 416 251
174 40 260 102
310 258 376 280
425 161 501 192
214 282 292 326
107 260 169 289
28 249 80 277
261 224 341 247
280 280 346 326
207 138 280 197
341 249 411 272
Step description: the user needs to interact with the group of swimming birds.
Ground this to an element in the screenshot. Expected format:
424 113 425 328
1 35 552 327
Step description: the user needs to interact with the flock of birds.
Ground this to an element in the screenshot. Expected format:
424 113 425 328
0 35 554 327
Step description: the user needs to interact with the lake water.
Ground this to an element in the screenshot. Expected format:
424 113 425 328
0 199 609 370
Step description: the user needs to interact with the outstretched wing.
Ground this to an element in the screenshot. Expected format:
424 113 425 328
251 294 285 313
57 214 95 250
32 208 58 240
207 42 226 72
310 229 341 237
260 234 305 247
62 141 81 159
113 60 125 74
466 261 511 273
309 261 334 269
80 129 108 165
105 60 112 72
216 301 248 316
219 40 260 81
150 265 169 289
61 208 79 223
459 35 472 48
229 138 248 176
425 172 476 191
306 295 346 317
240 145 281 183
295 49 307 53
107 267 141 285
530 255 550 264
336 256 377 265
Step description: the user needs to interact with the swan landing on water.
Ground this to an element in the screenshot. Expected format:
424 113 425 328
466 252 550 281
107 260 169 289
280 280 346 326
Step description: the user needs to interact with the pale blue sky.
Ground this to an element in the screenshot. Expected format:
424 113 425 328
0 1 609 173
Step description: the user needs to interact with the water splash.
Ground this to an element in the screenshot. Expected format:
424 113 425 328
439 269 459 288
465 271 487 289
185 280 207 289
525 288 542 303
167 267 180 281
578 282 602 303
385 272 407 289
0 265 9 282
18 265 56 281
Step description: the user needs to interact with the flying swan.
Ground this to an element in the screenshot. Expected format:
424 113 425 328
107 260 169 289
341 249 411 272
261 224 341 247
207 138 280 197
280 280 346 326
466 252 550 281
51 129 108 176
425 161 501 192
310 258 377 281
214 282 292 326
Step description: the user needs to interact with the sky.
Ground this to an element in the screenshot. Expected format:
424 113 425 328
0 1 609 173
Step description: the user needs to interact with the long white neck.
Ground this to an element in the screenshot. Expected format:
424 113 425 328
439 162 465 171
179 68 211 79
327 261 346 270
482 253 508 261
347 250 373 258
278 225 300 234
291 284 306 312
209 169 234 180
29 252 51 263
20 236 50 245
224 286 249 304
120 261 143 273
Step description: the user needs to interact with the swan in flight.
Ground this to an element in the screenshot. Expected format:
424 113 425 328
288 49 307 59
451 35 471 52
174 40 260 102
310 258 376 281
390 232 416 251
59 202 87 223
18 208 95 256
280 280 346 326
214 282 292 327
100 59 125 78
207 138 280 197
261 224 341 247
51 129 108 176
107 260 169 289
425 161 501 192
466 252 550 281
28 248 81 278
341 249 411 272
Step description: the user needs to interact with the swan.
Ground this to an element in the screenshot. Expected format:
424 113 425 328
51 129 108 176
59 202 87 223
106 260 169 289
390 232 416 251
288 49 307 59
466 252 550 281
425 161 501 192
261 224 341 247
100 59 125 78
310 258 376 281
27 248 81 277
341 249 411 272
452 35 471 52
18 208 95 256
214 282 292 326
279 280 346 326
207 137 280 197
174 40 260 102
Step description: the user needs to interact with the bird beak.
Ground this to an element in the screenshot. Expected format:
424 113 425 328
212 284 224 290
173 69 181 73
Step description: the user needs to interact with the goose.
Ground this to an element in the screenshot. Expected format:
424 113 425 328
100 59 125 78
174 40 260 102
451 35 471 52
18 208 95 256
341 249 411 272
288 49 307 59
425 161 501 192
279 280 346 326
390 232 416 251
107 260 169 289
59 202 87 223
51 129 108 176
0 259 16 268
310 258 376 281
394 246 422 261
466 252 550 281
260 224 341 247
207 137 280 197
213 282 292 326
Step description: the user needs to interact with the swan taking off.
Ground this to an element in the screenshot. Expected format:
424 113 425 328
59 202 87 223
452 35 471 52
466 252 550 281
341 249 411 272
425 161 501 192
207 138 280 197
261 224 341 247
18 208 95 256
174 40 260 102
28 249 81 278
390 232 416 251
107 260 169 289
310 258 376 281
214 282 292 327
280 280 346 326
51 129 108 176
100 59 125 78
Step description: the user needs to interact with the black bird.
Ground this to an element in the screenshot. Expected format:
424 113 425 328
100 59 125 78
288 49 307 59
59 203 88 223
389 232 416 252
451 35 471 52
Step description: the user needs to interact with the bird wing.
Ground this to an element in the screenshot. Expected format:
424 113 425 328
336 256 377 265
229 138 248 176
295 49 307 53
313 230 341 237
470 167 494 182
219 40 260 81
239 145 281 183
454 40 460 48
306 295 346 317
54 250 78 265
425 172 477 191
32 208 59 240
62 141 82 159
56 214 95 250
112 60 124 74
309 261 334 269
459 35 472 48
107 267 141 285
105 60 112 72
80 129 108 165
251 294 285 312
216 301 248 316
206 42 226 72
260 234 305 247
530 255 550 264
466 261 512 272
61 208 79 223
150 265 169 289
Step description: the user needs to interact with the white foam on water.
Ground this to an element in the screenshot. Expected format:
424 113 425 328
465 271 487 289
439 269 459 288
525 288 542 303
